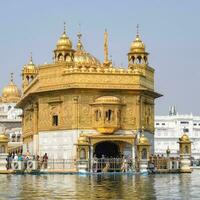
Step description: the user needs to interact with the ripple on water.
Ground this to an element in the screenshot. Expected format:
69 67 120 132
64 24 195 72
0 170 200 200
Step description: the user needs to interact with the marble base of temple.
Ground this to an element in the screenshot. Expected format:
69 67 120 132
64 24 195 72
139 159 148 174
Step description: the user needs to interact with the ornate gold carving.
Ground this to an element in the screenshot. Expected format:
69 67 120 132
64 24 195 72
16 27 162 148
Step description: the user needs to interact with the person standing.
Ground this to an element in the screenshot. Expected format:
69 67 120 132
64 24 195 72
43 153 48 169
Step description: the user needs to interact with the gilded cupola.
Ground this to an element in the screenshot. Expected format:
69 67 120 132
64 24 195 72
54 23 75 63
128 25 149 68
23 53 37 72
74 32 101 67
130 34 146 53
179 131 190 143
2 73 21 103
138 134 150 145
22 53 38 90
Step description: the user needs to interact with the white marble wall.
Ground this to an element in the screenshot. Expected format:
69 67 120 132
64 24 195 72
36 129 145 160
38 130 79 159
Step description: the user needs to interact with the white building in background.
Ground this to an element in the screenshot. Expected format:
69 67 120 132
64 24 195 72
0 74 22 152
155 106 200 159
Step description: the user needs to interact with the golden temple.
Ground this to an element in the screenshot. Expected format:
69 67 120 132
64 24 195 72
16 24 162 161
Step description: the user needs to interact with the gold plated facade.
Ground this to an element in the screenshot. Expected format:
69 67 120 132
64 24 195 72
17 26 161 158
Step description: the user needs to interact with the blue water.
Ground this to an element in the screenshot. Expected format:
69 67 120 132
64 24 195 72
0 170 199 199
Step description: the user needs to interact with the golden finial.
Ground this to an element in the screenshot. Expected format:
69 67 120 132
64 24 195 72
29 52 33 65
10 72 14 82
136 24 139 36
77 32 82 40
77 31 83 50
64 22 66 33
104 28 109 64
30 52 33 62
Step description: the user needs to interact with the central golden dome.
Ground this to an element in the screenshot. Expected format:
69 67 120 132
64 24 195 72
74 32 101 67
130 34 146 53
2 73 21 103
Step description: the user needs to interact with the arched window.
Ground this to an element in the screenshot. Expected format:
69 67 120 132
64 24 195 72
12 134 16 142
17 135 21 142
66 55 71 62
144 56 147 64
106 109 112 121
137 56 142 64
8 105 12 111
141 148 147 159
184 146 189 154
95 110 101 121
0 145 5 153
52 115 58 126
131 56 135 64
26 76 29 83
58 54 64 61
80 148 86 159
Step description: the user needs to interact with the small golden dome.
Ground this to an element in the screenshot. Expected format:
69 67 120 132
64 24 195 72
130 34 146 53
180 133 190 142
74 32 101 67
0 134 9 143
95 96 121 104
138 134 149 145
2 73 21 103
56 31 72 50
23 54 37 72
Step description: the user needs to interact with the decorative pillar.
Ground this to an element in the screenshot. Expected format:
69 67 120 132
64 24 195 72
132 144 136 171
0 134 9 171
76 134 89 173
90 145 93 172
137 134 150 174
33 103 39 156
178 130 192 173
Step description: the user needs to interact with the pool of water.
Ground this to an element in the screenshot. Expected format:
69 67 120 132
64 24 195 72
0 170 200 200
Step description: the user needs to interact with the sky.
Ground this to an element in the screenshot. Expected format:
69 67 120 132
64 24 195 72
0 0 199 115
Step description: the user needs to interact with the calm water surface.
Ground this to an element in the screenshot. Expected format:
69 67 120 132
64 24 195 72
0 170 200 200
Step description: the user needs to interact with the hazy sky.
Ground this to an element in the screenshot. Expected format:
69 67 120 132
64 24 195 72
0 1 199 115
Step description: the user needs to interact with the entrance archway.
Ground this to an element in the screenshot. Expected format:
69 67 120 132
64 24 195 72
94 141 120 158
